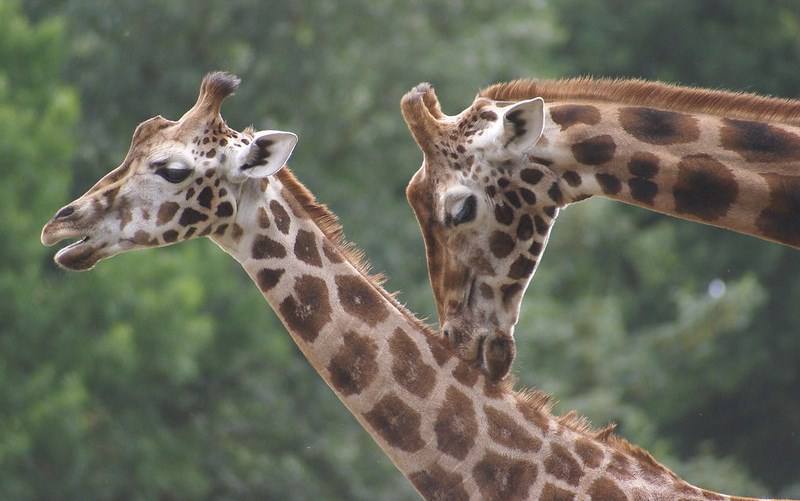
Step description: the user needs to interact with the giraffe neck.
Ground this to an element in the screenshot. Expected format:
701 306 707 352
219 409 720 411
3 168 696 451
535 101 800 248
207 169 770 500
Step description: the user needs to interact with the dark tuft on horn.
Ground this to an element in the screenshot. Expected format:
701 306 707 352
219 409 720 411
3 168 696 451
201 71 241 102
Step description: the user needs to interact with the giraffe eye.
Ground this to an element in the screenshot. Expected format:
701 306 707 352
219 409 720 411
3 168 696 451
153 161 192 183
451 194 477 226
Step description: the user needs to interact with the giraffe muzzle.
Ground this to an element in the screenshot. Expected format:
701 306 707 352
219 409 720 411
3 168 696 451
41 216 102 271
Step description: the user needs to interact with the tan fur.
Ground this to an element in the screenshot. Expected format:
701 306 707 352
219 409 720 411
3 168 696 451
278 167 692 482
482 77 800 126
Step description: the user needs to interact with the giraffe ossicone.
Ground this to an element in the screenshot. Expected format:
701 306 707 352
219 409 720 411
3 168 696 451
41 73 786 500
402 78 800 382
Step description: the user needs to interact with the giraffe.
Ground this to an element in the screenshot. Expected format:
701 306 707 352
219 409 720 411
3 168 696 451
402 79 800 381
40 73 786 501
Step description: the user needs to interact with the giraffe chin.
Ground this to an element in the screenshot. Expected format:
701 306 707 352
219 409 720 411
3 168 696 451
54 237 101 271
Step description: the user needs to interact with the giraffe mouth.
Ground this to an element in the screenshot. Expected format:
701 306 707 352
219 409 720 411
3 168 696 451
53 235 100 271
41 222 102 271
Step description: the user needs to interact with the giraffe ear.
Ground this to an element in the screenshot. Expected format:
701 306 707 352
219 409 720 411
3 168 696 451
500 97 545 154
237 130 298 178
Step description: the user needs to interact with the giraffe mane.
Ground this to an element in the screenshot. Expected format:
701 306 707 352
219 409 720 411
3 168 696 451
277 166 677 479
481 77 800 126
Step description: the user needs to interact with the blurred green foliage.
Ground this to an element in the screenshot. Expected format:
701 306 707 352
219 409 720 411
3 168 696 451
2 0 798 498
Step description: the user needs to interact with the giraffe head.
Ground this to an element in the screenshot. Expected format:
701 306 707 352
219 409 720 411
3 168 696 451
41 72 297 271
402 83 564 381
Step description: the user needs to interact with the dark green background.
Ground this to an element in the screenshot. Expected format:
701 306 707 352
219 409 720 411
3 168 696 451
4 0 800 498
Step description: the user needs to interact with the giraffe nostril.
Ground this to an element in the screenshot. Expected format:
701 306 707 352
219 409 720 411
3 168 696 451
54 206 75 219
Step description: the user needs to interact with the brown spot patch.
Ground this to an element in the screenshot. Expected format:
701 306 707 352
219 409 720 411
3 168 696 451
721 117 800 162
409 464 469 501
508 255 536 280
452 360 479 387
434 386 478 460
197 186 213 209
674 154 738 221
639 455 666 483
516 400 549 433
628 151 660 178
255 268 284 292
270 200 291 234
485 405 542 452
132 230 155 246
489 231 515 258
571 135 616 165
551 104 601 131
363 393 425 452
179 208 208 226
500 282 522 306
562 170 582 187
494 203 514 225
294 229 322 267
162 230 178 243
541 483 576 501
588 477 626 501
215 201 234 218
756 173 800 246
473 450 537 501
607 452 633 480
480 110 498 121
504 190 522 208
595 173 622 195
544 443 583 486
257 207 270 228
278 275 332 342
629 178 658 205
516 214 534 240
335 275 389 327
534 215 549 235
231 223 244 242
322 240 344 263
520 168 544 185
574 437 603 468
327 330 379 396
425 335 452 367
547 182 563 205
519 187 536 204
619 106 700 145
157 201 180 225
251 234 287 260
389 328 436 398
